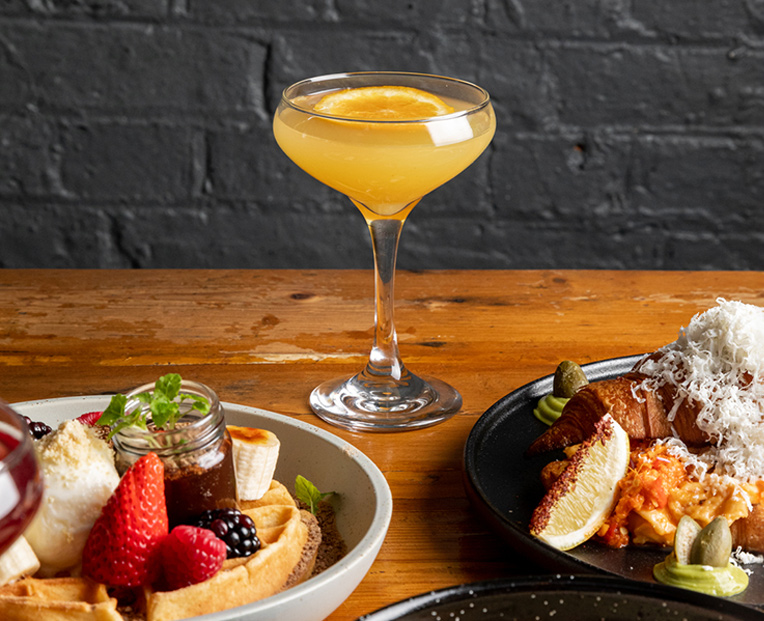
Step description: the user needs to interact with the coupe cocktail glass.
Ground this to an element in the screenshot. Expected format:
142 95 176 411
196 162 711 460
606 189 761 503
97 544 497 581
274 71 495 432
0 401 43 556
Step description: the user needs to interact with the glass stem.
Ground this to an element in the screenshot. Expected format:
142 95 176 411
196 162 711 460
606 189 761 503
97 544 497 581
366 217 406 380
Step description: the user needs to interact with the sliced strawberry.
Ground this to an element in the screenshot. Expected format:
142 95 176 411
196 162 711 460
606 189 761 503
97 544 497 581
82 452 169 587
160 525 226 590
76 411 102 426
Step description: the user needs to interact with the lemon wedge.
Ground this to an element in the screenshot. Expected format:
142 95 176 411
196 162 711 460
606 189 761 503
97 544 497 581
313 85 454 120
529 414 630 551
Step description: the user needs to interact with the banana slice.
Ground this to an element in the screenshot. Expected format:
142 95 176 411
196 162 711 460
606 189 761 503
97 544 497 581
228 426 280 501
0 536 40 586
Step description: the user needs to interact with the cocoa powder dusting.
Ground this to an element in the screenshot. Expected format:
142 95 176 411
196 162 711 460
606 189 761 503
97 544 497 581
311 500 348 575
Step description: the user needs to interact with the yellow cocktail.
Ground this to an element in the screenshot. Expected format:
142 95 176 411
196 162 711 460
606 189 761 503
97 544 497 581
274 86 495 218
274 72 496 432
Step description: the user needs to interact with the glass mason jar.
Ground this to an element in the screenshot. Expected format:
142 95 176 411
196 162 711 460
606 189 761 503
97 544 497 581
111 380 238 527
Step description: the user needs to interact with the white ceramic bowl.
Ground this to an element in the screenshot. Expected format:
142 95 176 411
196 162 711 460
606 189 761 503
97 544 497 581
13 396 393 621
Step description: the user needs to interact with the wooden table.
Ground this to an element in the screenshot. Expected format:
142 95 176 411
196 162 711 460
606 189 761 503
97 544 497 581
1 269 762 619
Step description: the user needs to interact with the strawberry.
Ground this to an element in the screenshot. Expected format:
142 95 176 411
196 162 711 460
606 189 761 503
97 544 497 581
82 452 169 587
160 525 226 590
76 411 102 426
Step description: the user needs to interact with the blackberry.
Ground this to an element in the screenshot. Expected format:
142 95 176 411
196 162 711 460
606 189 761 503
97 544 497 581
192 507 261 559
23 415 52 439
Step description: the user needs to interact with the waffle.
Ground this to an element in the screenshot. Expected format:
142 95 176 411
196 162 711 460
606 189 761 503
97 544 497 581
0 481 321 621
0 577 121 621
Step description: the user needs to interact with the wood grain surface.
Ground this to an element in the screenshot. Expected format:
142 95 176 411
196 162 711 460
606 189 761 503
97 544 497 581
1 269 762 619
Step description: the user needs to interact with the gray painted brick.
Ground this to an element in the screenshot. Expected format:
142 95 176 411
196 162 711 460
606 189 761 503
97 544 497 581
0 36 34 108
189 0 475 25
185 0 336 24
59 121 197 201
332 0 475 25
0 205 118 268
1 1 763 271
270 31 435 91
112 206 370 268
0 23 268 115
485 0 609 36
488 131 632 222
0 113 64 196
631 0 762 40
0 1 169 18
630 135 764 214
665 231 750 270
548 42 764 127
487 0 761 40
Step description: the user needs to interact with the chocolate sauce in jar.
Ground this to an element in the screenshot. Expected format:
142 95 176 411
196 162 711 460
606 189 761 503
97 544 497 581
163 435 237 527
111 380 238 528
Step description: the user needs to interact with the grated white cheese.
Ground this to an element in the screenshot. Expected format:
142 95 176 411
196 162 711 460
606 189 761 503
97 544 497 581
732 546 764 568
635 298 764 482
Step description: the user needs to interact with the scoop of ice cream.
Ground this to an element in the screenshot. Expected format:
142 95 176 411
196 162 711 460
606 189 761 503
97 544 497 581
25 419 120 575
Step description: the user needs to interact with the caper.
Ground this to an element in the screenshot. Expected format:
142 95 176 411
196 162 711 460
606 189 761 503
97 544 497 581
690 517 732 567
552 360 589 398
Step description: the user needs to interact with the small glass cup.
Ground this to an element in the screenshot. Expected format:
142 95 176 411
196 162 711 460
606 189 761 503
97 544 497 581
0 401 43 556
111 380 237 527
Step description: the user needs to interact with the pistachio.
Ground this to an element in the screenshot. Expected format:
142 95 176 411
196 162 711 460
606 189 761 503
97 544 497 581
690 517 732 567
552 360 589 398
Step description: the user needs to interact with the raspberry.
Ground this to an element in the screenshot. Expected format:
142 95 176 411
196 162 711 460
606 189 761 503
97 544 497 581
192 507 261 559
160 525 226 590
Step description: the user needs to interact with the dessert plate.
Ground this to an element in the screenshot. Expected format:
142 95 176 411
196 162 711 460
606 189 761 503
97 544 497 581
463 355 764 610
13 395 393 621
357 575 757 620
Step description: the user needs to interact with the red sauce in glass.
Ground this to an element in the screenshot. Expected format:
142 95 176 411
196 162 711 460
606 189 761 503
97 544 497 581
0 431 43 556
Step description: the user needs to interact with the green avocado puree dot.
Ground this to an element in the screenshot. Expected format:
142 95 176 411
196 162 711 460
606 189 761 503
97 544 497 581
533 393 568 426
653 553 748 597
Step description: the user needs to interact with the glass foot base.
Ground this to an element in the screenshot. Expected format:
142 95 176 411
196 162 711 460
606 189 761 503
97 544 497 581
309 371 462 432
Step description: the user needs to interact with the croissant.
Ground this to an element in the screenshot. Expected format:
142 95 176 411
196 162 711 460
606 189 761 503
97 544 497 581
526 368 706 457
730 504 764 552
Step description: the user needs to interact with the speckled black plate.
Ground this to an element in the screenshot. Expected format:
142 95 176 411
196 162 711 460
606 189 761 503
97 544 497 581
357 575 760 620
463 355 764 610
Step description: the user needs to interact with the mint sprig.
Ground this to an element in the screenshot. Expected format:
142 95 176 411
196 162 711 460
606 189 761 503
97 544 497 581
98 373 210 438
295 475 334 515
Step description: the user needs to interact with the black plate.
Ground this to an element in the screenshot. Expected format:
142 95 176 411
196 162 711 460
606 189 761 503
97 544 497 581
357 575 761 620
463 355 764 610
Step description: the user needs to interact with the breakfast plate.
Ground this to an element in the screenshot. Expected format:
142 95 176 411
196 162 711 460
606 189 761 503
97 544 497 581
12 395 394 621
357 575 757 620
463 355 764 610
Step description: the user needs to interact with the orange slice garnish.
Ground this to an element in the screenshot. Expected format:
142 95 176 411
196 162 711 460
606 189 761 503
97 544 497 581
313 86 455 120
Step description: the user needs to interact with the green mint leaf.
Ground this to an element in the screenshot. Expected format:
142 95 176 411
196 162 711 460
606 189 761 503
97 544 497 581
98 394 128 426
156 373 182 401
150 395 177 429
97 373 210 436
190 398 210 415
108 404 148 438
107 418 131 439
295 475 334 515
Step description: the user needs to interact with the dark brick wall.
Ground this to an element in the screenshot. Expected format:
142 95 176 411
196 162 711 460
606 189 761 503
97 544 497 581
1 1 763 269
